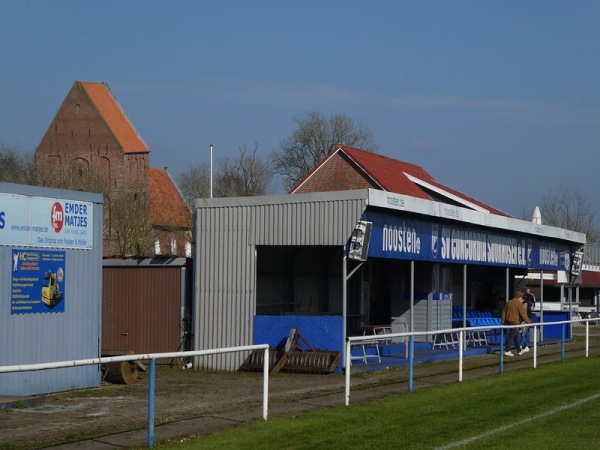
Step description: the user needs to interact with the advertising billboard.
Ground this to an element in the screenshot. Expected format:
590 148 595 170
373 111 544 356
364 210 573 271
11 249 66 314
0 193 93 249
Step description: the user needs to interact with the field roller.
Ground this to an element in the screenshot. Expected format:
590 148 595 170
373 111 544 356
241 328 341 375
101 350 146 384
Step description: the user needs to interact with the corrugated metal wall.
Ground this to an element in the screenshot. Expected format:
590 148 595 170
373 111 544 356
102 259 190 363
194 191 368 370
0 184 103 396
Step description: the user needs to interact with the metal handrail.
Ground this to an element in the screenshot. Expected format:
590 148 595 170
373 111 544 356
0 344 270 449
344 317 597 406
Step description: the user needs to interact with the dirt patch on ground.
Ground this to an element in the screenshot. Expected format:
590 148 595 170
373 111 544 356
2 328 599 449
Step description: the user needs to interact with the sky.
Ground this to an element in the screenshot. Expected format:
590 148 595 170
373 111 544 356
1 1 599 227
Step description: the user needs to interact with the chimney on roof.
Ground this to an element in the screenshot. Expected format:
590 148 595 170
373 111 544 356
164 167 168 171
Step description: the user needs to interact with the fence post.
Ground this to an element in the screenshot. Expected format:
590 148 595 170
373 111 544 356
586 320 590 358
263 347 269 420
533 325 537 369
561 323 566 362
408 335 414 393
345 338 351 406
147 359 156 448
458 330 463 382
499 328 504 374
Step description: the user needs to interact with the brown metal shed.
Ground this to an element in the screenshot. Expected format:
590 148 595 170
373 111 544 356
102 258 192 363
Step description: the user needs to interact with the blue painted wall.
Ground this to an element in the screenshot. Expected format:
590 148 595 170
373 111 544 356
541 311 571 339
253 315 344 354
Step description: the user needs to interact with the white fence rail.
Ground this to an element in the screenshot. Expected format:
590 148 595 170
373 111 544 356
0 344 270 448
345 316 596 406
2 319 595 445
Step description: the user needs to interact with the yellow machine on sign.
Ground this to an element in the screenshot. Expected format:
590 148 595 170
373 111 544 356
41 272 64 309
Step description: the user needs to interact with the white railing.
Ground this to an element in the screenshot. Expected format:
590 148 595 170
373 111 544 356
0 344 270 449
584 243 600 268
344 317 596 406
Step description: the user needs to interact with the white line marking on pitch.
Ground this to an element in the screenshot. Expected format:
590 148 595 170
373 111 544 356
436 393 600 450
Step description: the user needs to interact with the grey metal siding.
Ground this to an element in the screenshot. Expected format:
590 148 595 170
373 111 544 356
194 192 367 371
195 206 256 370
249 198 367 246
0 184 103 396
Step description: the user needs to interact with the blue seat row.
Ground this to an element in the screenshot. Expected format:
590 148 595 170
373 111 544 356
453 309 497 323
468 317 501 327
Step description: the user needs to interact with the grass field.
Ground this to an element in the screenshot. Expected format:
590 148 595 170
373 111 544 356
154 355 600 449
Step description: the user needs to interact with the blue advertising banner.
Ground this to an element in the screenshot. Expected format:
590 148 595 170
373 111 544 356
364 210 572 271
11 249 66 314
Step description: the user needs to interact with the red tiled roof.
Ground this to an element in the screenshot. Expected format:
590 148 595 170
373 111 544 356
341 145 436 200
149 167 192 229
293 144 511 217
81 82 149 153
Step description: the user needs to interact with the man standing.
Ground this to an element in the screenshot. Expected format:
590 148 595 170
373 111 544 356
502 291 532 356
521 288 536 347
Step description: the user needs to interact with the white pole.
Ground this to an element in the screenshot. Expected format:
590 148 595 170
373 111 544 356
458 330 463 382
540 270 544 341
533 325 537 369
463 264 467 329
409 261 414 358
209 144 213 199
343 253 347 369
586 320 589 358
263 346 269 420
345 338 351 406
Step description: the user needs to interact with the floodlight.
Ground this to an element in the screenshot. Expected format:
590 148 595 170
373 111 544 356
348 221 372 261
571 249 583 276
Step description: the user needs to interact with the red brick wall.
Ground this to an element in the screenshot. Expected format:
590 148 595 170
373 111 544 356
35 82 155 257
125 153 149 190
293 152 377 193
36 82 132 193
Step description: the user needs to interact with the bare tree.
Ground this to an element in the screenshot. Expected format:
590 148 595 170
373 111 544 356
177 143 272 205
215 143 272 197
106 189 154 257
273 111 378 190
538 187 598 243
35 158 155 256
34 158 108 194
0 144 35 184
177 162 211 210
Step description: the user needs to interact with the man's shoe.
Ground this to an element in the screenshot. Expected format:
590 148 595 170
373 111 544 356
518 347 529 355
504 351 514 357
